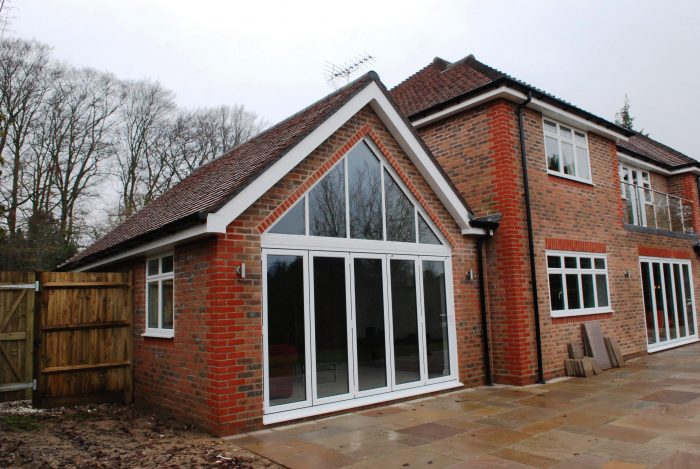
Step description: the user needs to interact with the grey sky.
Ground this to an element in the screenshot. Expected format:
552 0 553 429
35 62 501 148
12 0 700 157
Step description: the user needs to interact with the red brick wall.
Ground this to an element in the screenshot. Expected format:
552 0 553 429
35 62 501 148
105 105 483 436
420 100 538 385
419 100 700 384
108 237 217 432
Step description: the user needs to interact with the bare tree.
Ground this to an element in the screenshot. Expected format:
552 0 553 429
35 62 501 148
0 37 52 236
34 66 123 241
115 80 175 215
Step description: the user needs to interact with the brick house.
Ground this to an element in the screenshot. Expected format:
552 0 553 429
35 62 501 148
61 73 494 434
391 54 700 385
61 56 700 435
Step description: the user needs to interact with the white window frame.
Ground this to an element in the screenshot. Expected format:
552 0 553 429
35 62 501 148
261 250 459 424
546 251 612 318
639 256 698 353
543 118 592 184
264 137 448 251
144 252 175 338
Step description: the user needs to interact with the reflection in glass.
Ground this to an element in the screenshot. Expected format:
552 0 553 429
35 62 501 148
385 170 415 242
596 274 609 307
581 274 595 308
390 259 421 384
566 274 580 309
422 260 450 379
549 274 564 311
270 201 305 235
161 279 174 328
641 263 656 344
267 255 307 406
348 143 383 240
309 163 346 237
653 263 667 341
418 215 441 245
683 265 695 335
674 264 687 338
313 257 349 398
161 255 174 273
663 264 677 339
147 282 159 328
354 258 387 391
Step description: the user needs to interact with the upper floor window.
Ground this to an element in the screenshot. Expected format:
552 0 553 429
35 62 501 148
145 253 174 337
268 139 443 246
543 119 591 182
619 164 651 202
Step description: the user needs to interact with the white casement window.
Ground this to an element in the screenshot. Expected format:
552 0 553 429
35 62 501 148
543 119 592 183
547 251 611 317
145 253 175 338
619 163 651 201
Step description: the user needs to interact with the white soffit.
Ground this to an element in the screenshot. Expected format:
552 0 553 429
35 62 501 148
617 153 700 176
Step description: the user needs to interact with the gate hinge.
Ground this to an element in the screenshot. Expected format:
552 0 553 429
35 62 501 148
32 379 37 390
35 281 40 292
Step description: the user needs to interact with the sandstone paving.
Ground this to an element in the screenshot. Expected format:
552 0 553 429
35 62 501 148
231 342 700 468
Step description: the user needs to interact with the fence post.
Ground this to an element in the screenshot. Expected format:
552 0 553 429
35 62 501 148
31 272 42 408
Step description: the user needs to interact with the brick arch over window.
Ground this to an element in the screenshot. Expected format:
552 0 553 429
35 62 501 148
256 125 458 247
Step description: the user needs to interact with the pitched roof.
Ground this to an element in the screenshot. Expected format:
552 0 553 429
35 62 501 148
62 74 375 269
391 55 503 117
390 54 630 136
618 132 699 169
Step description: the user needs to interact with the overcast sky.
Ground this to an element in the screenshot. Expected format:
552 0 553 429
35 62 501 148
10 0 700 157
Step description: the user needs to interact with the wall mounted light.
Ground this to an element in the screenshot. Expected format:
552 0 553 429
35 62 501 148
624 269 631 278
466 269 474 281
236 263 246 278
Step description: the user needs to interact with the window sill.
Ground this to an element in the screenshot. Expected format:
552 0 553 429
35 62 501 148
551 309 613 319
547 170 594 186
142 330 174 339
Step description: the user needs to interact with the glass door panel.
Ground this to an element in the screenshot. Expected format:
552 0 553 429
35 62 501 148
389 258 422 386
642 259 698 351
352 256 390 394
652 262 668 342
266 254 309 409
641 262 657 345
422 260 451 380
311 255 352 401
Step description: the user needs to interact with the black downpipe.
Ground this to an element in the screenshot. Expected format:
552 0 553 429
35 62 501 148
516 92 545 384
477 236 492 385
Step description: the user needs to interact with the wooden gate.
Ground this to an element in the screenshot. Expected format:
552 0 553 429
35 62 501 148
34 272 133 407
0 272 36 401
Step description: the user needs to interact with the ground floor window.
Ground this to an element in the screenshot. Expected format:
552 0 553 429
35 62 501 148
546 251 610 317
640 257 697 351
263 250 457 418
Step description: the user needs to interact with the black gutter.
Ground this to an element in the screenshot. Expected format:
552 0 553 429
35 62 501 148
516 92 545 385
408 77 633 138
471 213 501 386
58 211 209 271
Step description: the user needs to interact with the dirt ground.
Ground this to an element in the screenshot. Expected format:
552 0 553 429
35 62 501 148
0 401 281 469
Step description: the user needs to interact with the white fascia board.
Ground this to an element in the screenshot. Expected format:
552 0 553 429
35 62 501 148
618 152 700 176
412 86 628 143
367 88 475 233
72 224 209 272
208 81 477 235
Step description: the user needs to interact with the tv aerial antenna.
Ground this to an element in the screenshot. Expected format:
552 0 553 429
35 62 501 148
324 53 375 89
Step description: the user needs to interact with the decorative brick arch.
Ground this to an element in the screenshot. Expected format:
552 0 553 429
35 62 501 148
256 124 458 247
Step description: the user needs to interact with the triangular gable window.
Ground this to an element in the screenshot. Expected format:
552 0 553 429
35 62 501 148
267 139 443 245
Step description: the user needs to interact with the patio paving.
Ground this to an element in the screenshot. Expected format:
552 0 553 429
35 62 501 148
227 342 700 468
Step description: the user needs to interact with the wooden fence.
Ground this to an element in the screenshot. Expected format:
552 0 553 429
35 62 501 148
0 272 35 401
0 271 133 407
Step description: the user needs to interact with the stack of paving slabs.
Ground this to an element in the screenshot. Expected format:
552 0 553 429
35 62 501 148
604 337 625 368
581 321 612 370
564 342 601 377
